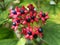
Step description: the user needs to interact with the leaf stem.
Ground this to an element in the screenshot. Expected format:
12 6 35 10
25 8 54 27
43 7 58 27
14 29 20 39
40 38 48 45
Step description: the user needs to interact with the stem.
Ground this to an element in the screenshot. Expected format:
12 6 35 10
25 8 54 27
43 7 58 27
38 20 42 27
38 0 40 8
37 0 40 11
40 38 48 45
14 29 20 39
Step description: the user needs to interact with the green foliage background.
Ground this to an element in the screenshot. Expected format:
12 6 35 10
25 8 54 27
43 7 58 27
0 0 60 45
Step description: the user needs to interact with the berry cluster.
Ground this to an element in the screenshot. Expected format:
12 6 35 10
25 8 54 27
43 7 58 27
38 11 49 24
22 26 43 40
9 4 49 40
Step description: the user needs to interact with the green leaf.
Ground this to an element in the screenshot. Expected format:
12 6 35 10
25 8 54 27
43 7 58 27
0 9 9 24
0 39 18 45
43 21 60 45
17 38 26 45
0 27 14 39
0 9 9 19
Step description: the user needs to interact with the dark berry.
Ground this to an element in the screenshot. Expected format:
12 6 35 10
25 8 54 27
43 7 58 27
45 19 47 21
12 22 16 26
26 18 31 22
27 31 32 35
33 34 38 39
31 16 35 20
12 10 17 14
20 10 25 14
42 13 46 17
38 28 43 33
16 20 20 23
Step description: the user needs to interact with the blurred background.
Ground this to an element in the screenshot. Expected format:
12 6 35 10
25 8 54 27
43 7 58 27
0 0 60 45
